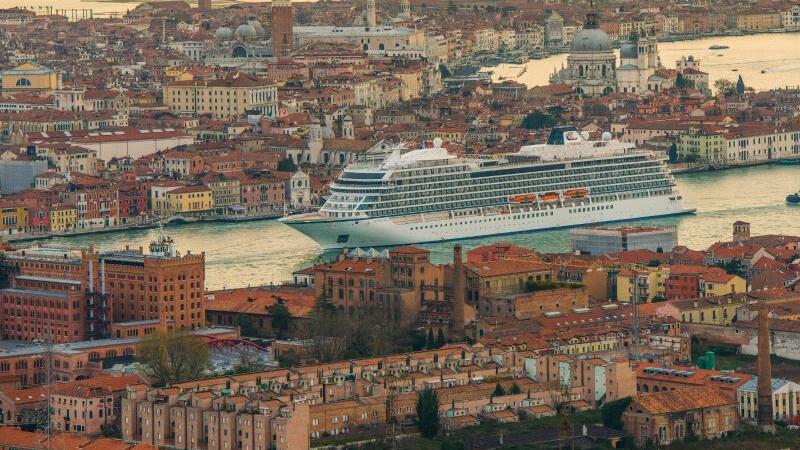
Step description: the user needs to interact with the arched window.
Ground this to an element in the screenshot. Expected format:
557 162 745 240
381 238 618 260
379 43 385 51
15 78 31 87
363 43 369 51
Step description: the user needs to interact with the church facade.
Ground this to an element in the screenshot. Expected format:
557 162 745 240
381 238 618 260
550 14 666 97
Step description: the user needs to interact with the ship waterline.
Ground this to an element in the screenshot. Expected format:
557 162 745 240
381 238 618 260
284 195 693 249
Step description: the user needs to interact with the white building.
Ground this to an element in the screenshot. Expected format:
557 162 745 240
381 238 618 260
738 377 800 422
289 170 311 208
550 12 616 97
783 5 800 30
293 26 425 58
616 31 662 94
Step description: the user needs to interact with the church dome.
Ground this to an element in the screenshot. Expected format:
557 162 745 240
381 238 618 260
247 19 265 37
570 28 612 53
620 42 638 59
214 26 233 41
235 23 257 40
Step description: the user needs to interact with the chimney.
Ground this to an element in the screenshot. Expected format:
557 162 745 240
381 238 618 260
451 245 465 336
757 306 775 433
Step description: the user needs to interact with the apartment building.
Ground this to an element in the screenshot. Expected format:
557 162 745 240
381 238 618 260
163 73 278 119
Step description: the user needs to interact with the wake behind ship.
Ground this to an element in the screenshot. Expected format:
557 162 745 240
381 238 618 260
281 126 694 249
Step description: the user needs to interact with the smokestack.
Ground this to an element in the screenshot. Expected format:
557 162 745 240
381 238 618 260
452 245 465 336
757 306 775 433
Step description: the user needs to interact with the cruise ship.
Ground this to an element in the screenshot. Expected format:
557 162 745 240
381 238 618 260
281 126 694 249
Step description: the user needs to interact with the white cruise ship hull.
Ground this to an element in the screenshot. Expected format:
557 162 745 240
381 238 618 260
282 195 693 249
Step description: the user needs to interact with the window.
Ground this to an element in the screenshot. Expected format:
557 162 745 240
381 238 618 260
15 78 32 87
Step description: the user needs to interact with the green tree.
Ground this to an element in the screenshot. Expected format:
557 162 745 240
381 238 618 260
668 142 678 163
601 396 632 430
416 388 440 438
235 314 258 337
426 328 435 349
509 382 522 394
137 330 211 386
276 348 299 368
269 302 291 339
521 111 557 130
652 294 666 303
435 328 446 348
714 78 734 97
493 383 506 397
277 157 297 172
736 75 745 95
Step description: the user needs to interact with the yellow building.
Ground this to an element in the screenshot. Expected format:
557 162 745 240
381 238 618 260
616 266 665 303
558 335 619 356
0 62 62 96
677 127 726 164
163 72 278 119
0 204 29 232
49 205 77 232
167 186 213 215
702 271 745 298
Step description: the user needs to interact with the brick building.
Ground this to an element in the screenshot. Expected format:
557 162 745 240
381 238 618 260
623 387 737 446
1 245 111 343
102 235 205 329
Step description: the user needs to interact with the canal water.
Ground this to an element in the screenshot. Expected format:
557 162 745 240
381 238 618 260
43 165 800 290
485 33 800 92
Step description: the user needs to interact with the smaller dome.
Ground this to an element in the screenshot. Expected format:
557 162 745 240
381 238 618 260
214 26 233 41
620 43 637 59
235 23 257 40
247 19 265 37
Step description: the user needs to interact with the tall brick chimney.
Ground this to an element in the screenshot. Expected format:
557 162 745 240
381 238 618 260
451 245 465 336
757 305 775 433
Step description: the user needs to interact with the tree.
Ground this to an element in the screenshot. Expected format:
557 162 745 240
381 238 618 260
521 111 557 130
668 142 678 163
714 78 735 97
137 330 211 387
232 347 268 374
435 328 446 348
509 382 522 394
269 302 291 339
736 75 745 95
601 396 632 430
416 388 440 438
493 383 506 397
277 157 297 172
651 294 666 303
276 348 299 368
235 314 258 337
426 328 435 349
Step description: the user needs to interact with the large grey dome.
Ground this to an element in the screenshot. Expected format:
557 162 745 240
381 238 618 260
215 26 233 41
247 19 265 37
620 42 637 59
570 28 612 53
235 23 257 40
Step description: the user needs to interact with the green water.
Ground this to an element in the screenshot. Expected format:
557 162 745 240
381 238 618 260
40 165 800 289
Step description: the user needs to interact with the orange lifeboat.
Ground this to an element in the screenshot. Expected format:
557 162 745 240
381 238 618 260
564 188 589 198
540 192 559 202
510 193 537 203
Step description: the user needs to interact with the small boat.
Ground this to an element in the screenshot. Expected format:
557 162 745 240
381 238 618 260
709 45 730 50
509 193 537 203
540 192 559 202
787 192 800 205
564 188 589 198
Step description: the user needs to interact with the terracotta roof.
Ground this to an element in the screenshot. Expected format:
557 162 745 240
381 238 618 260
206 286 315 318
633 386 735 415
465 259 550 277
